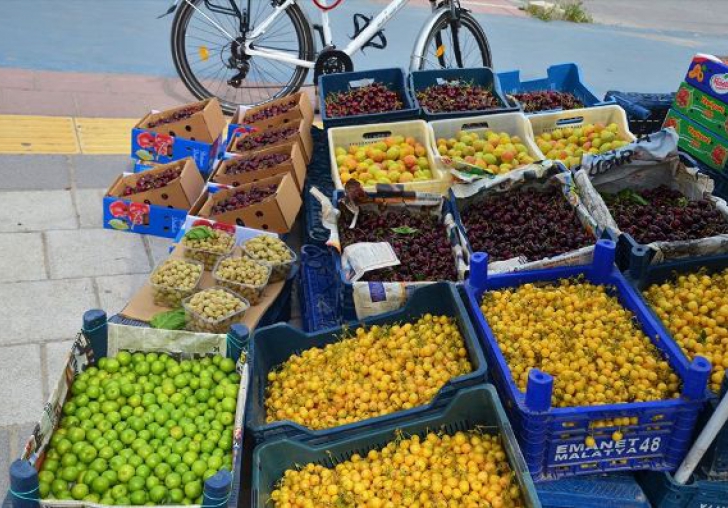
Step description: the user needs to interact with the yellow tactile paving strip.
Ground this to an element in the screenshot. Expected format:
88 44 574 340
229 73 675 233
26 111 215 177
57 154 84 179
0 115 81 154
74 117 137 154
0 115 323 155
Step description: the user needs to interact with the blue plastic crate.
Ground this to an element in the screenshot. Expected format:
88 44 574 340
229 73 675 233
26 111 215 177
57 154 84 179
408 67 518 121
319 68 419 129
536 474 650 508
605 91 676 136
257 263 297 327
299 244 341 332
463 240 710 481
626 253 728 476
497 63 612 115
638 471 728 508
245 282 488 445
251 384 542 508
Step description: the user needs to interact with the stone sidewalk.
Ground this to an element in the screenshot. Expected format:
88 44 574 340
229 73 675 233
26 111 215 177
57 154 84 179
0 154 175 495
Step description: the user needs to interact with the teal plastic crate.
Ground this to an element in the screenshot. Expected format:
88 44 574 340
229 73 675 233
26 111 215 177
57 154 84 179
251 384 542 507
245 282 487 445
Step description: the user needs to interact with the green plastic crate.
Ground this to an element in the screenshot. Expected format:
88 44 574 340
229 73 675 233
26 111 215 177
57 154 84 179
251 384 542 507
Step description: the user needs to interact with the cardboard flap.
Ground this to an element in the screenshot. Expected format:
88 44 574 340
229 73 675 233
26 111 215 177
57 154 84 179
120 245 285 327
136 98 224 144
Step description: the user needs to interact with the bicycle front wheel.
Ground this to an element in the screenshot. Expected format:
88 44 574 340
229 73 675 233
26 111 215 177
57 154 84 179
413 10 492 71
171 0 314 114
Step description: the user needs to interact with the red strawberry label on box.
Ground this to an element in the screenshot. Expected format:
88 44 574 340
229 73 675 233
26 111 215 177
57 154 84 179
710 73 728 95
666 110 728 171
672 82 728 137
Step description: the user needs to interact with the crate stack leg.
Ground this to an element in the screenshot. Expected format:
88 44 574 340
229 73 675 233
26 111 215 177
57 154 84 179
590 239 617 284
524 369 554 479
8 460 39 508
83 309 107 358
228 324 250 363
202 470 232 508
629 246 651 279
468 252 489 290
666 357 711 466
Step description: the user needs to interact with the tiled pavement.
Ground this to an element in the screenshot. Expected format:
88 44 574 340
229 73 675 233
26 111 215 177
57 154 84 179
0 154 177 495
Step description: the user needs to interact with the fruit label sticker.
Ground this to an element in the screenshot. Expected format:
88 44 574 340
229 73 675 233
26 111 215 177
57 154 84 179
341 242 400 282
710 73 728 95
550 434 666 465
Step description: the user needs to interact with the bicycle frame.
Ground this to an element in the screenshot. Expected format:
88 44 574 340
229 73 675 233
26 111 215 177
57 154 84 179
244 0 412 69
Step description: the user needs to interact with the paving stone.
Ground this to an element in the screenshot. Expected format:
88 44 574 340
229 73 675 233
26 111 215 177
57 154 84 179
96 273 148 315
44 340 74 398
46 229 151 279
0 232 46 282
0 425 9 499
72 155 134 189
0 189 77 232
0 155 71 190
0 278 98 346
145 235 174 266
74 188 106 228
0 344 43 426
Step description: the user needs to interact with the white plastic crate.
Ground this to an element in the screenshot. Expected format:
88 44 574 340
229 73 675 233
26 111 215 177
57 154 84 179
327 119 451 195
427 112 545 169
527 104 636 142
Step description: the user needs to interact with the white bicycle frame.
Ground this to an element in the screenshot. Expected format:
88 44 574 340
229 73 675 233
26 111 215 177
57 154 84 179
244 0 412 69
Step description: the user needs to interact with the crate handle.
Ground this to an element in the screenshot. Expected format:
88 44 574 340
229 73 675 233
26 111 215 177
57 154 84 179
462 122 490 131
556 116 585 126
349 78 375 89
362 130 393 140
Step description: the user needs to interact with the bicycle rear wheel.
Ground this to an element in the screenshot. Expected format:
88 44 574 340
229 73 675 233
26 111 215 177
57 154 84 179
171 0 314 114
413 9 492 70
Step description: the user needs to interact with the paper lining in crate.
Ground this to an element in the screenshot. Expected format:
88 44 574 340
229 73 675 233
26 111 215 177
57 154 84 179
15 324 247 508
574 128 728 269
427 111 545 183
312 186 467 319
327 119 452 195
450 160 603 274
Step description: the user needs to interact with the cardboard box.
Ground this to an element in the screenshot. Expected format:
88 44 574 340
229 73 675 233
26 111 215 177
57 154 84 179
193 173 301 233
103 195 188 239
665 109 728 171
226 117 313 163
211 142 307 191
685 54 728 103
131 99 226 175
673 82 728 138
107 159 204 210
137 98 225 144
226 92 314 141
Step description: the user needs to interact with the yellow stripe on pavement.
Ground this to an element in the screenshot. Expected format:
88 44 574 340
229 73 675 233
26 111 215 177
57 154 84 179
75 117 136 154
0 115 80 154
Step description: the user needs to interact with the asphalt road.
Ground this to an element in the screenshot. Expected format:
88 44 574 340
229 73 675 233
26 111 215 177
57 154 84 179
1 0 727 96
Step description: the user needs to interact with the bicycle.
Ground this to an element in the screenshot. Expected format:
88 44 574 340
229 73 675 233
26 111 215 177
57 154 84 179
163 0 492 114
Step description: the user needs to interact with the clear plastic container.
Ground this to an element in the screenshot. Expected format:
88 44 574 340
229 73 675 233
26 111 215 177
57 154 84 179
183 286 250 334
212 254 271 305
242 237 297 283
149 258 204 307
180 229 236 270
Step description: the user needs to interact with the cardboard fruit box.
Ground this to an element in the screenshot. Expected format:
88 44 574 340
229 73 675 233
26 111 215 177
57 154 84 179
664 109 728 171
107 158 204 209
685 54 728 103
226 117 313 163
137 97 226 144
131 99 226 174
211 142 307 192
193 173 301 233
228 92 314 134
672 82 728 138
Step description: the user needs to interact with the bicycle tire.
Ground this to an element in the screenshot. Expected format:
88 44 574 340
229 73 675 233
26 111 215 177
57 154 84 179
414 10 492 71
171 1 314 114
